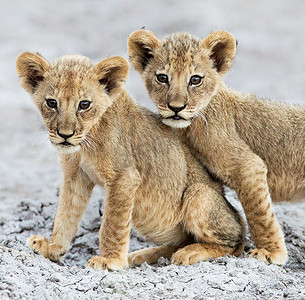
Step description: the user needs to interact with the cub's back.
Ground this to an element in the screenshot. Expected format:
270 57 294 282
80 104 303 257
232 95 305 201
233 95 305 167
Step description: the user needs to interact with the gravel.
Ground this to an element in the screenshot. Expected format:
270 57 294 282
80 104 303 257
1 0 304 299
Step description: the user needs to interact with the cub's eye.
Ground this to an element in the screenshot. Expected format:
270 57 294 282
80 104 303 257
156 74 168 84
46 98 57 109
189 75 203 86
79 101 91 110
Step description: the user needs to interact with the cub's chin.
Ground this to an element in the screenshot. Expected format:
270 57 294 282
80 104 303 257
54 144 81 154
162 118 192 129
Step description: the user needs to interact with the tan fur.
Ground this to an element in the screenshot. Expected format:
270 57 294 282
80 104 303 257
128 29 305 265
16 52 245 270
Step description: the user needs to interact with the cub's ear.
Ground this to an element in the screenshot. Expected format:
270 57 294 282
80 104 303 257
202 31 236 75
128 30 160 73
16 52 50 94
94 56 129 95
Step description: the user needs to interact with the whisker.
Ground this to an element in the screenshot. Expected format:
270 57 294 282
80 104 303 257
87 139 97 152
207 102 217 115
85 139 95 153
81 134 99 154
81 138 93 154
195 111 208 128
85 133 100 145
87 134 99 147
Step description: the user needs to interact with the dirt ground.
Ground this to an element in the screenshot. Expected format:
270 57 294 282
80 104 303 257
0 0 304 299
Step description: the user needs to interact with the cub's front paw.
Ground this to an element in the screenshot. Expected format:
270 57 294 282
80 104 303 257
27 235 49 257
249 248 287 265
27 235 67 261
87 256 127 271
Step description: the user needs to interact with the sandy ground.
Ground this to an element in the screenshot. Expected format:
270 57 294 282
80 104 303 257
0 0 304 299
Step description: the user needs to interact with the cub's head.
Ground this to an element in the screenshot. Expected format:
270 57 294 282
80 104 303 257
128 30 236 128
16 53 129 153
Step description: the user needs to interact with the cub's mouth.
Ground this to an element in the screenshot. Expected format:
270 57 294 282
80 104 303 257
169 115 184 121
49 129 83 154
158 105 194 129
162 115 192 129
54 142 81 154
60 141 73 146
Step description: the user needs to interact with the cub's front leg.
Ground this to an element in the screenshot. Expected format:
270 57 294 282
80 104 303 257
27 166 94 261
204 133 287 265
87 167 141 271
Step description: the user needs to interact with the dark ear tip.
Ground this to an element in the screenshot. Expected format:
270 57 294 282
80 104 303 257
236 40 239 47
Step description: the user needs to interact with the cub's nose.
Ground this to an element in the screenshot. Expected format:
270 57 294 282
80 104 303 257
57 129 75 139
168 103 186 113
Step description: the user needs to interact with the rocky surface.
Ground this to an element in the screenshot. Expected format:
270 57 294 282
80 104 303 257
0 0 304 299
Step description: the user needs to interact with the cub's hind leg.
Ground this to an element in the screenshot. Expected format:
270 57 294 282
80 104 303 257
128 245 180 266
172 183 245 265
172 244 237 265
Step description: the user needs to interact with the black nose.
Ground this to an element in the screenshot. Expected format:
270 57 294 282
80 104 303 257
57 129 75 139
168 104 186 113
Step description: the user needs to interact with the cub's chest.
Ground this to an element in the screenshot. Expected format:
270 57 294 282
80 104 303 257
79 157 108 188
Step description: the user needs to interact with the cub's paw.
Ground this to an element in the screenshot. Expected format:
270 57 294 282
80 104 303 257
128 246 174 265
27 235 49 257
27 235 67 261
128 250 151 265
249 248 287 265
171 247 206 266
87 256 128 271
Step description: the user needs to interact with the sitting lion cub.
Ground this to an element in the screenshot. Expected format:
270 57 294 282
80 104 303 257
128 29 305 265
16 52 245 270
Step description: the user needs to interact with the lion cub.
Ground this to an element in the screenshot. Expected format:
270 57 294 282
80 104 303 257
128 30 305 265
16 52 245 270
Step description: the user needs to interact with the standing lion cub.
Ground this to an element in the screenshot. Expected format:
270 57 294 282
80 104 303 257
16 52 245 270
128 29 305 265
